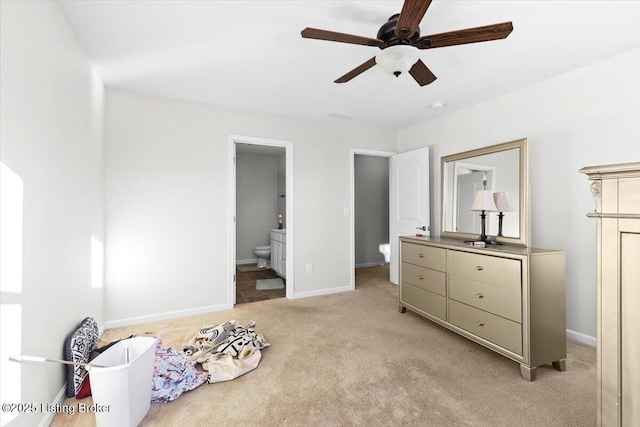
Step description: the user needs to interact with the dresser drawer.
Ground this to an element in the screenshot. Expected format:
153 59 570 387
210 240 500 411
449 300 522 355
448 250 521 292
402 262 446 296
402 243 446 271
449 275 522 323
401 283 446 321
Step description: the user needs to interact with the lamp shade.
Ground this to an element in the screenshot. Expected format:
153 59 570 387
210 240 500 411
375 45 419 76
471 190 498 212
493 192 515 212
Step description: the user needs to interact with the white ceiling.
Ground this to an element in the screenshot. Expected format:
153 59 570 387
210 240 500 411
58 1 640 130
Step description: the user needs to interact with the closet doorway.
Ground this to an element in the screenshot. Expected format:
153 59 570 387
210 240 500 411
228 135 294 306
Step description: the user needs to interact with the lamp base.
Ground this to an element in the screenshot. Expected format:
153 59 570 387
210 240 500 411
463 238 502 246
464 210 502 246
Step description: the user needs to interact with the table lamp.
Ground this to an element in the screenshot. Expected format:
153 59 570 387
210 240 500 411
470 190 498 243
493 192 515 237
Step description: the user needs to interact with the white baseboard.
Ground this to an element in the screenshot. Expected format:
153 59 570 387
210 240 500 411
293 285 352 299
355 261 386 268
98 323 107 338
567 329 596 347
237 258 258 265
38 386 66 427
103 302 232 329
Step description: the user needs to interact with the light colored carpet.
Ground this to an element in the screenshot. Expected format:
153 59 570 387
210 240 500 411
256 278 284 290
51 265 596 427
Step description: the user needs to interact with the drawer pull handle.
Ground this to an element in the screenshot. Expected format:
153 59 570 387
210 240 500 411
417 275 424 280
476 266 484 271
418 253 425 258
476 293 484 299
476 321 485 327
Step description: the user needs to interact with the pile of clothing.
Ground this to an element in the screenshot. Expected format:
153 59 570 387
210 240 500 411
183 320 271 384
151 339 208 403
152 320 269 402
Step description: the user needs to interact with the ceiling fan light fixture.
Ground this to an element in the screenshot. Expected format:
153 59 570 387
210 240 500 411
375 45 419 77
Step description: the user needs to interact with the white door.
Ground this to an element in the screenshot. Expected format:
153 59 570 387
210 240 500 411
456 171 485 233
389 147 430 284
454 167 494 234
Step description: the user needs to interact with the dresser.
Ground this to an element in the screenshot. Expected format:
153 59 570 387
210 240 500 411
399 236 566 381
580 162 640 426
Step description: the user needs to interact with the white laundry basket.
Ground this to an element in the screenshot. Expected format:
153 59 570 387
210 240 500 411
87 336 158 427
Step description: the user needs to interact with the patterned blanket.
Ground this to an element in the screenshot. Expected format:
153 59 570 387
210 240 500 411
183 320 270 383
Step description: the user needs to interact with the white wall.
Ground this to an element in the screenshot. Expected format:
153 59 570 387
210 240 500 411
397 48 640 341
0 1 105 425
105 89 397 322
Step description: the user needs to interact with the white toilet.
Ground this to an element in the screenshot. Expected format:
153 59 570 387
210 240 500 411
379 243 391 263
253 246 271 269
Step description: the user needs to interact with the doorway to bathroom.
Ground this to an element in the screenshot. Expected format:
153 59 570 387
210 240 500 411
350 149 394 289
228 135 294 306
349 147 431 289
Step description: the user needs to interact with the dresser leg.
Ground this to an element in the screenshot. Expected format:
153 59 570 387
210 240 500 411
520 364 537 381
551 359 566 372
399 304 406 313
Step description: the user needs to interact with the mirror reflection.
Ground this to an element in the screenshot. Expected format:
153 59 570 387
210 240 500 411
443 149 520 237
441 139 528 246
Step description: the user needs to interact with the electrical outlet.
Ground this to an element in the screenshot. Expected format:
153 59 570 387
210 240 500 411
306 264 313 274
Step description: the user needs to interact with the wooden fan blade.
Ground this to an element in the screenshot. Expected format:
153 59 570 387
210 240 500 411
301 28 383 47
409 59 437 86
396 0 433 38
335 57 377 83
416 22 513 49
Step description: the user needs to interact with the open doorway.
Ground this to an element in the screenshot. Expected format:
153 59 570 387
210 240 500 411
228 135 294 306
349 147 431 289
349 149 395 289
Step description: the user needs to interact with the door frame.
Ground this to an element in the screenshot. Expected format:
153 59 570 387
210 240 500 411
228 135 294 305
452 162 496 234
349 148 396 290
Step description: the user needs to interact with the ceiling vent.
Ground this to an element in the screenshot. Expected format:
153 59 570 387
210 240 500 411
326 112 355 120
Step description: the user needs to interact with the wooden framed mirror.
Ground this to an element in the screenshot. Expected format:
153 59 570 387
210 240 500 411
441 138 529 246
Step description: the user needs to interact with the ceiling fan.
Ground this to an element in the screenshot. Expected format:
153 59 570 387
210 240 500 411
301 0 513 86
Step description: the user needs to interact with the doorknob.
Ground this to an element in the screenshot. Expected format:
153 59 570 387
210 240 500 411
416 226 427 231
